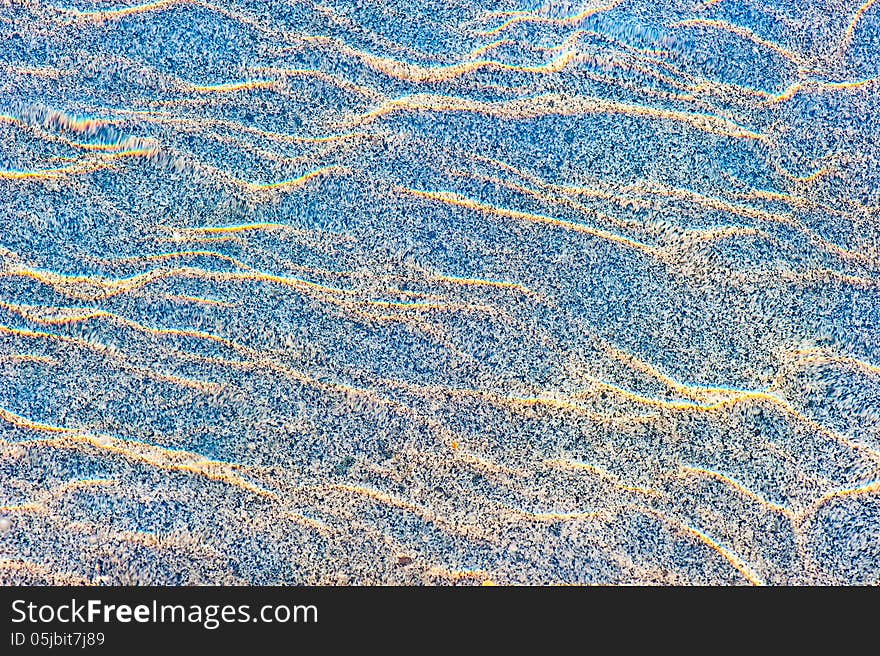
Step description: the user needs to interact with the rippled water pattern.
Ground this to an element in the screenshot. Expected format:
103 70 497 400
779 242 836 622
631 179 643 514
1 0 879 585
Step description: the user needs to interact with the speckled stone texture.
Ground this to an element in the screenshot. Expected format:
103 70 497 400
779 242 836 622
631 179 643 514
1 0 879 585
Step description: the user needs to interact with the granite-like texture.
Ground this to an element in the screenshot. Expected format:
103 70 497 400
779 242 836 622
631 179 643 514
1 0 879 585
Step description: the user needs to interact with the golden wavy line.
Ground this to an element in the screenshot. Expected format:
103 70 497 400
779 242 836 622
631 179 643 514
0 479 116 515
370 378 652 426
732 186 808 209
68 0 185 23
159 350 438 428
106 247 398 293
13 430 277 499
431 273 535 296
412 164 628 237
756 77 880 105
3 257 510 328
62 136 154 153
445 450 532 479
407 378 879 469
840 0 880 56
773 163 834 185
299 34 585 83
0 146 156 180
0 323 224 393
161 293 237 308
633 506 765 585
356 370 691 429
156 234 247 245
467 39 513 59
4 65 68 79
325 483 494 542
445 157 655 236
187 79 278 93
425 566 494 583
0 405 77 434
524 385 767 414
70 523 218 556
353 93 764 140
597 342 734 404
801 480 880 519
94 247 255 270
396 186 659 254
0 299 235 349
251 162 353 195
397 186 766 260
460 28 681 90
620 182 874 265
248 67 386 101
281 511 334 536
149 146 348 195
104 242 538 301
670 19 806 66
158 223 356 244
226 165 347 193
461 152 876 266
1 261 330 301
678 466 793 516
0 502 41 514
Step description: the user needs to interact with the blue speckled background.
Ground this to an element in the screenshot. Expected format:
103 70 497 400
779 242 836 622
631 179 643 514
1 0 879 584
